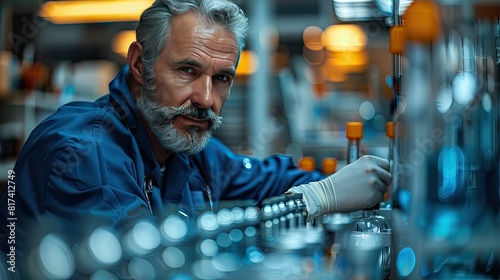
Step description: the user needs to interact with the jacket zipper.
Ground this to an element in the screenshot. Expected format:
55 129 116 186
143 175 153 214
206 185 214 212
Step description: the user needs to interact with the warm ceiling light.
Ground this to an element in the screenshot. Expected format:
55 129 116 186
333 0 388 21
39 1 154 24
333 0 371 3
324 50 369 73
112 30 136 57
321 24 367 52
375 0 414 15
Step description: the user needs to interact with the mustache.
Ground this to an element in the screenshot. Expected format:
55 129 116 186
173 105 217 120
163 104 222 128
137 90 223 129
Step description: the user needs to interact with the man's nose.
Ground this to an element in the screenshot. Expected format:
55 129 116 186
191 75 214 109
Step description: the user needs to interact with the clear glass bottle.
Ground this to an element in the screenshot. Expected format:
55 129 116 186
352 209 390 233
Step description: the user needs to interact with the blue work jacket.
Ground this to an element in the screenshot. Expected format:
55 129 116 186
0 66 324 276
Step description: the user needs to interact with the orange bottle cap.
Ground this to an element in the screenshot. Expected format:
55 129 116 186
298 156 316 171
386 122 395 138
346 122 363 140
389 26 405 54
322 158 337 175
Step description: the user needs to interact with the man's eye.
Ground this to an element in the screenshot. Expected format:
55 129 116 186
216 75 230 83
181 67 194 74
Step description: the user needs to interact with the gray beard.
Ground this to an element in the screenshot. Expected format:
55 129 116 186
136 84 222 155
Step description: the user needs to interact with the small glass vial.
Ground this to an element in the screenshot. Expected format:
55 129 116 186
346 122 363 164
386 121 395 164
382 121 395 208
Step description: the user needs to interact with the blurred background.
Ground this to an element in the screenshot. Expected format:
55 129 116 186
1 1 500 279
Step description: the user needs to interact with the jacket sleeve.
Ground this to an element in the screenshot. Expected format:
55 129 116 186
199 138 326 204
4 130 154 278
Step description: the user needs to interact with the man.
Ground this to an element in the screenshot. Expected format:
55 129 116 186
0 0 391 278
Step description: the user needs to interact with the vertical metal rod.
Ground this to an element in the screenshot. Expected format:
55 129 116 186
248 0 274 158
392 0 402 103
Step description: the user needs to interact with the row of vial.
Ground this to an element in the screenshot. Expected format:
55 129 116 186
297 121 395 175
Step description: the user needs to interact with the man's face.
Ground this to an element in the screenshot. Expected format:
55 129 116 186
137 11 239 155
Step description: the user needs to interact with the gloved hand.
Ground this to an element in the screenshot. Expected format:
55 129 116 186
287 155 391 222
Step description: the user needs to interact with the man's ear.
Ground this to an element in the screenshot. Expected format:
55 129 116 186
127 41 144 85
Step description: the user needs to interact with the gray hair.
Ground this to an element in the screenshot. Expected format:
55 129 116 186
135 0 248 93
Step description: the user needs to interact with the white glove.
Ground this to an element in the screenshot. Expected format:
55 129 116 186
287 155 391 221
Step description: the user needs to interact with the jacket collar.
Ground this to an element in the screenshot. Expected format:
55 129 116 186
108 65 138 129
108 66 162 182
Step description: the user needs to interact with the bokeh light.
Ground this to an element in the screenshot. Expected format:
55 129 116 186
303 26 324 51
161 215 188 243
37 234 75 279
123 220 161 256
396 247 416 277
321 24 367 52
88 227 122 266
162 247 186 269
